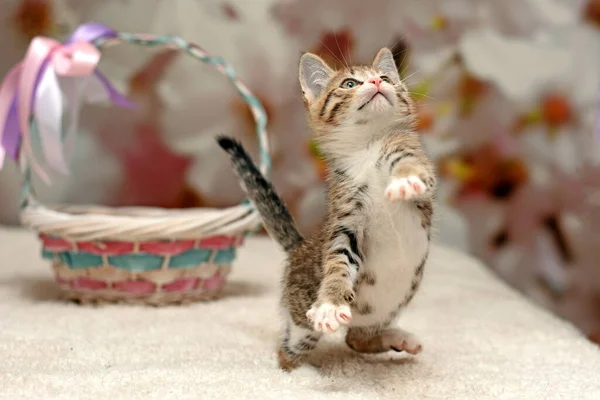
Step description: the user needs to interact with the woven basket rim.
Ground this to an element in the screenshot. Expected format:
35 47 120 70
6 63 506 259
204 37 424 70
21 201 260 241
38 202 250 217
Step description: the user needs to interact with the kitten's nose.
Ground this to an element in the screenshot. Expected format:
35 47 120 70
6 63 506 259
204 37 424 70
368 77 382 88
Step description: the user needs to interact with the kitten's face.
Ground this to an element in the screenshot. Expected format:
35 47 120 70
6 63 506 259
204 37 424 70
299 48 414 135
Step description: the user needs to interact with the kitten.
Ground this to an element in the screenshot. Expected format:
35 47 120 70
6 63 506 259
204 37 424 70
217 47 436 371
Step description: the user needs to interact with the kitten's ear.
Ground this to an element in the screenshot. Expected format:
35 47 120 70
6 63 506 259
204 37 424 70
372 48 400 84
299 53 334 103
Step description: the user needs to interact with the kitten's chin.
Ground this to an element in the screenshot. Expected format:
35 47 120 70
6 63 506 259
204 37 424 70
360 94 394 114
359 104 395 124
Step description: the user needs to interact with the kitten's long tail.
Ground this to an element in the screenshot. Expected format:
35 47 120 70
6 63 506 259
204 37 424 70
217 136 304 252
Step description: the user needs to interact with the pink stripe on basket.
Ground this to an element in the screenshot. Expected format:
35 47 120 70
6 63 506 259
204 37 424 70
139 240 195 255
55 276 70 286
198 236 238 249
162 277 200 292
113 280 156 294
77 241 135 255
71 277 108 290
203 273 225 290
39 235 73 251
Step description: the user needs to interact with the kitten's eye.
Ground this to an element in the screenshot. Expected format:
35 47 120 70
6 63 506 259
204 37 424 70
381 75 393 84
340 78 360 89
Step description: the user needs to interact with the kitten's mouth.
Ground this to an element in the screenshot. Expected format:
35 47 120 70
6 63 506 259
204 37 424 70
358 92 390 110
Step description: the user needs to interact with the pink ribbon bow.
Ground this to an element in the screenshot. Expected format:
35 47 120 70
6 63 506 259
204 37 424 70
20 38 101 183
0 22 134 184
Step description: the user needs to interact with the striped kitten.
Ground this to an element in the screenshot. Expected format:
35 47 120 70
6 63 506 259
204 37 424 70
217 48 436 371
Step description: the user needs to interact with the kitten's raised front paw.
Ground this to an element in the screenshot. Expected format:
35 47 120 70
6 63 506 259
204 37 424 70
306 303 352 333
385 176 426 201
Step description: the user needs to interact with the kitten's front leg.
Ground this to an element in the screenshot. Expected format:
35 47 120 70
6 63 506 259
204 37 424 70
307 223 364 333
383 146 436 202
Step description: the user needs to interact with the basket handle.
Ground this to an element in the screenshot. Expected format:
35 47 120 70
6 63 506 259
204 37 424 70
0 22 270 210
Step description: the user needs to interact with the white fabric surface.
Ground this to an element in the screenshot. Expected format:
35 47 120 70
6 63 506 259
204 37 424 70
0 227 599 400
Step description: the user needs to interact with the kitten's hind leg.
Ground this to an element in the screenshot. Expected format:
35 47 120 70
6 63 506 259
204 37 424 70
345 326 422 355
278 319 322 371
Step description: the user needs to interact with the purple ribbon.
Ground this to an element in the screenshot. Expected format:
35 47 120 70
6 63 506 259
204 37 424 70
65 22 134 108
3 95 19 160
0 22 134 165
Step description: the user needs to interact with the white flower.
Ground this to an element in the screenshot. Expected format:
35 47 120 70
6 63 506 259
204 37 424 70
481 0 583 37
459 27 577 106
404 0 583 76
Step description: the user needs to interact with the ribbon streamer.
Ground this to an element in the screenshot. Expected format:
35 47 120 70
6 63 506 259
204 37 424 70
34 66 65 173
0 22 134 183
0 66 22 167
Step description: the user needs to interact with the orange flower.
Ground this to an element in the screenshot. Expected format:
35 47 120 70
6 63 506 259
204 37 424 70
12 0 54 40
459 73 487 99
584 0 600 27
458 73 488 116
415 104 434 132
541 92 572 127
440 144 528 201
490 158 528 199
512 93 572 134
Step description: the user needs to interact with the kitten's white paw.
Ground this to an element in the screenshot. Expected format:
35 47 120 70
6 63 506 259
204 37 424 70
385 176 426 201
306 303 352 333
385 329 423 355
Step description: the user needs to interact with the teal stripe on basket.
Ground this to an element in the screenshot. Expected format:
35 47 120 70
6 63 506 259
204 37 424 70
169 249 213 268
108 254 164 271
41 249 54 260
213 248 236 264
172 36 187 48
58 252 103 269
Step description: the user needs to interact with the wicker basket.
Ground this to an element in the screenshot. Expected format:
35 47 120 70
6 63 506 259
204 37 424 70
9 24 270 305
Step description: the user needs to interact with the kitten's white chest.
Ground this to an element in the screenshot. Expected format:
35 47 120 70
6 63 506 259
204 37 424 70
354 168 428 327
353 202 428 327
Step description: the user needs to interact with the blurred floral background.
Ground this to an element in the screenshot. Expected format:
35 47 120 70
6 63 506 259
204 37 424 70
1 0 600 341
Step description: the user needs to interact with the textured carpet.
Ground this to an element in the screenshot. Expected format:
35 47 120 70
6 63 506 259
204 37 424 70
0 227 599 400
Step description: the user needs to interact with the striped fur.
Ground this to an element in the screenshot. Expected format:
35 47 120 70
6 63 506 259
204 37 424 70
217 137 303 252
